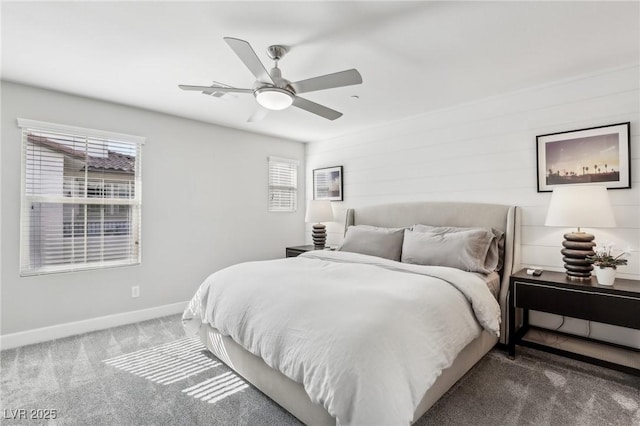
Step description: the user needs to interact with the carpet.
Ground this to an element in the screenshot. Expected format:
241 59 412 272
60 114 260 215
1 314 638 425
417 345 639 426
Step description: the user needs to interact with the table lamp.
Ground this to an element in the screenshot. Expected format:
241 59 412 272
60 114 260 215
545 185 616 280
305 200 334 249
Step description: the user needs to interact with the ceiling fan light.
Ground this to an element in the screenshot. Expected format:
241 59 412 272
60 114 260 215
255 87 294 110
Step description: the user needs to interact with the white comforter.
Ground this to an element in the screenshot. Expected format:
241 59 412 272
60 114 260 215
183 250 501 426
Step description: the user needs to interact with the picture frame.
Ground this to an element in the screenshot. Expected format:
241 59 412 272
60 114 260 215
313 166 343 201
536 122 631 192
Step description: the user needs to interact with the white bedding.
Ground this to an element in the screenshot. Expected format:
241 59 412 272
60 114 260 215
182 250 501 426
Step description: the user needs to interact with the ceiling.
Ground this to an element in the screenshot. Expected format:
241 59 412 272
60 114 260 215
2 1 639 143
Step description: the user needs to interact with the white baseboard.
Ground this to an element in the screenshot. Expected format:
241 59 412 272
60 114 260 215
0 301 188 350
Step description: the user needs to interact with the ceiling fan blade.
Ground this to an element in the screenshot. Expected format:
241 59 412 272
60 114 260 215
247 106 270 123
224 37 274 84
291 69 362 94
292 96 343 120
178 84 253 94
204 81 241 97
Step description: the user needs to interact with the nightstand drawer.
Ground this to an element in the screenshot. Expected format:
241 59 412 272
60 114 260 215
514 281 640 329
285 245 317 258
286 248 305 258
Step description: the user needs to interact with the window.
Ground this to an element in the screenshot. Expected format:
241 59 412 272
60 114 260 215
18 118 144 275
268 157 298 212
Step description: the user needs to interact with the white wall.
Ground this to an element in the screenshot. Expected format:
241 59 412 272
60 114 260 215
1 81 305 337
306 65 640 346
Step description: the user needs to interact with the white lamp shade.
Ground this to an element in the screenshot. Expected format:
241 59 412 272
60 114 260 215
305 200 334 223
545 185 616 228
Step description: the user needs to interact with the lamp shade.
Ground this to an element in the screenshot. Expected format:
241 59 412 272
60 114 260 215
255 88 294 110
545 186 616 228
305 200 334 223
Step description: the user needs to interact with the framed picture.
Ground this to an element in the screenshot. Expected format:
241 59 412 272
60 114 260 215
313 166 343 201
536 122 631 192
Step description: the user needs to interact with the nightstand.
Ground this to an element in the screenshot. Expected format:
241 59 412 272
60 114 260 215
508 269 640 375
285 245 318 258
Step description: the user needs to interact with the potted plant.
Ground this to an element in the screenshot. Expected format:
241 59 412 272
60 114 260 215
586 244 628 286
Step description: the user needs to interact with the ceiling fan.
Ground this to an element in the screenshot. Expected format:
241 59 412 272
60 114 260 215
179 37 363 121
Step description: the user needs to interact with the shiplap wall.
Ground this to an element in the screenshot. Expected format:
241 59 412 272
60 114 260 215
306 65 640 347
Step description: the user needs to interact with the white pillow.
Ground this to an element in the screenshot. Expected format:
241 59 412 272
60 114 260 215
338 225 404 261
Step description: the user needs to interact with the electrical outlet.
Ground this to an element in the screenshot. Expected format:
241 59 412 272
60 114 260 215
131 286 140 298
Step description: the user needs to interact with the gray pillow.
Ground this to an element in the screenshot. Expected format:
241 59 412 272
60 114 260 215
402 228 497 273
338 225 404 261
411 224 504 272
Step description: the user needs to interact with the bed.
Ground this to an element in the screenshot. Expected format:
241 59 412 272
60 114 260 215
183 201 521 425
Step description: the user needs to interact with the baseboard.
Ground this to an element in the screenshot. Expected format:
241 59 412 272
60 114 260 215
0 301 188 350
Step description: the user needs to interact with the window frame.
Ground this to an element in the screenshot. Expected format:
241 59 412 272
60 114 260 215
17 118 145 276
268 156 299 213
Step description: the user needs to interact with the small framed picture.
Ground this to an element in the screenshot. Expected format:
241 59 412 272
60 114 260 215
536 122 631 192
313 166 343 201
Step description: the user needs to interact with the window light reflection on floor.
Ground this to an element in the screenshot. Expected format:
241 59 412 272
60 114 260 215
103 336 219 385
103 335 249 404
182 371 249 404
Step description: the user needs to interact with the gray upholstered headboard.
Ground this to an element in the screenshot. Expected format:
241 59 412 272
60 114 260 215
345 201 521 344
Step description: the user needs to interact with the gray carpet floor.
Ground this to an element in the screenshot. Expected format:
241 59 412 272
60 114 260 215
1 314 638 426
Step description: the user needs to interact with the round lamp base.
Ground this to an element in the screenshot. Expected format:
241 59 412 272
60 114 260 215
561 232 595 280
312 224 327 249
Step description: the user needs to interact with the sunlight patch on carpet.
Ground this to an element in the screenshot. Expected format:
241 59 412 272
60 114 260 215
611 392 638 411
182 371 249 404
103 336 220 385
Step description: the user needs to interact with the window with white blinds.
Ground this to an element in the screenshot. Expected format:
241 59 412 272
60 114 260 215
17 118 144 276
268 157 298 212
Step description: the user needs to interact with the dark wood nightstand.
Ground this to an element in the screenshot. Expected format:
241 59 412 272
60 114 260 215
285 245 318 258
508 269 640 375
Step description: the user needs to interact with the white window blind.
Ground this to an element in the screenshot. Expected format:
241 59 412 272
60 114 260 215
17 118 144 276
268 157 298 212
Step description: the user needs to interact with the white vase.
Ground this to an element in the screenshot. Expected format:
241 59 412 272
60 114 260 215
594 267 616 286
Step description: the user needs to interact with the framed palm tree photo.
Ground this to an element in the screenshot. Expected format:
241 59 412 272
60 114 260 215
313 166 343 201
536 122 631 192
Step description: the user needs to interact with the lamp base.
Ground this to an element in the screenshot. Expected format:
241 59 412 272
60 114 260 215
312 224 326 249
561 232 595 280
